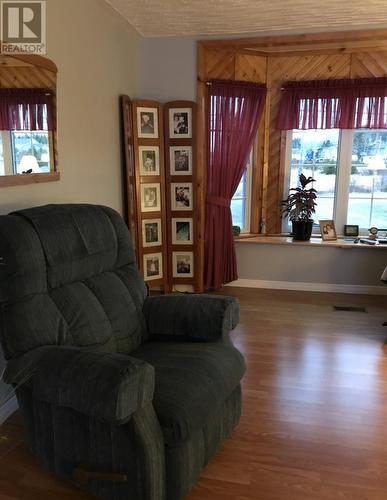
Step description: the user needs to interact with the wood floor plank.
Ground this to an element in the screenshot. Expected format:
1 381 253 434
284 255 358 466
1 287 387 499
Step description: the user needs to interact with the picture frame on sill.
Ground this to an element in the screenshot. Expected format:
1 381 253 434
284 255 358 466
173 251 194 278
344 224 359 238
142 218 162 247
139 146 160 176
319 219 337 241
169 146 192 175
171 183 193 210
169 108 192 139
172 218 193 245
143 252 163 281
141 183 161 212
137 107 158 138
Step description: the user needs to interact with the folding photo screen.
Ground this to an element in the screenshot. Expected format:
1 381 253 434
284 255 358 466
121 97 199 292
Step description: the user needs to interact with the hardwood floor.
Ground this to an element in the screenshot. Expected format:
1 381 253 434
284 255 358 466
2 287 387 499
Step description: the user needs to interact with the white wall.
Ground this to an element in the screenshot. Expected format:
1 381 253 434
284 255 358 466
0 0 139 417
235 242 387 287
138 36 387 290
138 37 197 102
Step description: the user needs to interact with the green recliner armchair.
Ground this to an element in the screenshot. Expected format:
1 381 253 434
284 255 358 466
0 204 245 500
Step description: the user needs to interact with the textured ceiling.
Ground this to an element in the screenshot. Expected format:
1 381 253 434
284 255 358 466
105 0 387 38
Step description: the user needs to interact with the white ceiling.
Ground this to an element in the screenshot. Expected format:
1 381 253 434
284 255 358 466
105 0 387 38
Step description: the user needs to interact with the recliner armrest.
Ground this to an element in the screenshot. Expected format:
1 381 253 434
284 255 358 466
31 347 154 423
143 294 239 342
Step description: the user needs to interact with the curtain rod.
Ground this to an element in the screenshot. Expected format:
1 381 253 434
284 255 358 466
197 78 212 85
0 88 53 95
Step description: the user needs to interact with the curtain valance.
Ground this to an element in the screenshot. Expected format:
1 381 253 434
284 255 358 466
277 77 387 130
0 88 54 131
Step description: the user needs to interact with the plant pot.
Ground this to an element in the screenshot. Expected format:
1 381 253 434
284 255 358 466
291 220 313 241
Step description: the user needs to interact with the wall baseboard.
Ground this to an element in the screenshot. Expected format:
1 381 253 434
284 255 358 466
0 395 18 425
226 279 387 295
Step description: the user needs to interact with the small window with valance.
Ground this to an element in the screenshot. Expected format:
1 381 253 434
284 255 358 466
277 77 387 234
0 88 55 176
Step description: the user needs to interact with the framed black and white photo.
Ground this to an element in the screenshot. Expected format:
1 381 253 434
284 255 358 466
139 146 160 175
142 219 162 247
143 252 163 281
172 218 193 245
137 107 158 138
173 252 194 278
141 183 161 212
319 219 337 241
169 146 192 175
169 108 192 139
171 183 193 210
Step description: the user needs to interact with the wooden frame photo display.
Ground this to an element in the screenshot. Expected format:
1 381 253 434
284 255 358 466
131 99 169 292
164 100 200 291
120 96 139 264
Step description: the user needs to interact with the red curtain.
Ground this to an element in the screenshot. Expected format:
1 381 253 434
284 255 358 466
277 77 387 130
0 88 54 131
205 79 267 290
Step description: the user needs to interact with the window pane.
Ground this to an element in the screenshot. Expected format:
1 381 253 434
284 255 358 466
347 199 372 228
371 200 387 228
231 198 245 228
233 174 246 199
231 150 252 231
290 129 339 222
349 130 387 229
33 132 50 173
316 197 336 220
11 131 51 174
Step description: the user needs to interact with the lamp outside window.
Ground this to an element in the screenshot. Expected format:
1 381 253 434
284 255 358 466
17 155 41 174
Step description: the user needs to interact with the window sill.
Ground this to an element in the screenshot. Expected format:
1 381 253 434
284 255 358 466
234 232 260 240
0 171 60 188
234 235 387 249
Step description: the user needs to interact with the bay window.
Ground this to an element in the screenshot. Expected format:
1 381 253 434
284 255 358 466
279 77 387 235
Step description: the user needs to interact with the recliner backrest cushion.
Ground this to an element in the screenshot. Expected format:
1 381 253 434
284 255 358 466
0 204 148 362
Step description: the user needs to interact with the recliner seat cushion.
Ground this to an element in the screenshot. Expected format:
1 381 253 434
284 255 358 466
132 341 246 446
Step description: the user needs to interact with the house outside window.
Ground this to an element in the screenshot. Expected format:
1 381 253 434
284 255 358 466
284 128 387 234
0 130 53 176
11 131 52 174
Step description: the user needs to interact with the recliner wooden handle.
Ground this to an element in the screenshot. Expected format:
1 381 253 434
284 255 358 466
73 465 127 483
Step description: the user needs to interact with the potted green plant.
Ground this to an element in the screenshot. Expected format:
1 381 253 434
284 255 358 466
281 173 317 241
